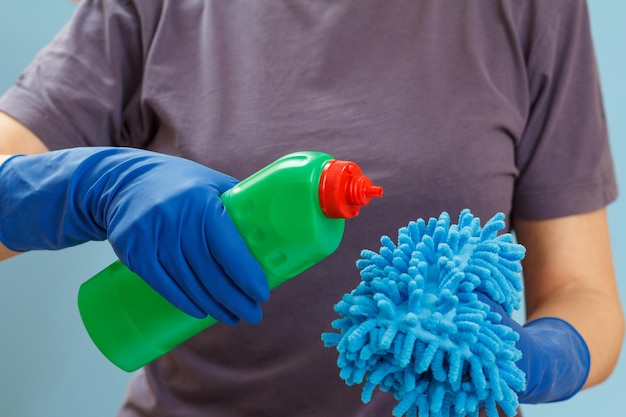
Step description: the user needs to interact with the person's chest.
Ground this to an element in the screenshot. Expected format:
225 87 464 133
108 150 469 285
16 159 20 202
129 0 529 227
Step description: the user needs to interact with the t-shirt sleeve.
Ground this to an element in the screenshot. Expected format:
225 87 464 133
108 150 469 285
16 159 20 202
513 0 617 220
0 0 143 150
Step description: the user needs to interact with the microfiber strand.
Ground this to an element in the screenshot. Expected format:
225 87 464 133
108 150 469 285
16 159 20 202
322 209 527 417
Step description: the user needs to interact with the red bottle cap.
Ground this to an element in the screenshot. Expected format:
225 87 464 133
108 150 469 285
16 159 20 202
319 159 383 219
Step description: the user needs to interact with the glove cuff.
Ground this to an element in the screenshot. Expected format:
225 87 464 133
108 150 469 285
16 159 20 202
0 149 110 251
518 316 590 404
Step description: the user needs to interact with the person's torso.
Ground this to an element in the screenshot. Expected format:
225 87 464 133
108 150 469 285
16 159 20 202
118 1 533 415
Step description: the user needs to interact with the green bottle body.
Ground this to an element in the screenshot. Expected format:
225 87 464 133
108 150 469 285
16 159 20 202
78 151 345 372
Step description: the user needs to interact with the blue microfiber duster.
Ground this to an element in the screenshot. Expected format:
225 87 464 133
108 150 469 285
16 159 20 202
322 210 527 417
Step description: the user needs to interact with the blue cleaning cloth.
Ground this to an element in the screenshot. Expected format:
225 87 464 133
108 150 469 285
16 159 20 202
322 209 527 417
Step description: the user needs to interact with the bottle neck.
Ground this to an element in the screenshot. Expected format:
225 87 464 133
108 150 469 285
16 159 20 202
318 159 383 219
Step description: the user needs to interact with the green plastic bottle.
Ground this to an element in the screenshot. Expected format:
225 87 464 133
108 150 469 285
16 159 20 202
77 151 383 372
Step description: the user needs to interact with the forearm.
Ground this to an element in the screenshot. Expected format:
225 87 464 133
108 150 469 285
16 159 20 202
526 282 624 389
516 209 625 392
0 155 22 260
0 242 19 261
0 155 20 260
0 111 51 261
0 112 49 155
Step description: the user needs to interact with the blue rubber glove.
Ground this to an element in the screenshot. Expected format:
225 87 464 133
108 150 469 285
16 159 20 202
477 293 590 404
0 147 270 324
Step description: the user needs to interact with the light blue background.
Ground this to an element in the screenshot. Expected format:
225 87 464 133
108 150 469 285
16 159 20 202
0 2 624 416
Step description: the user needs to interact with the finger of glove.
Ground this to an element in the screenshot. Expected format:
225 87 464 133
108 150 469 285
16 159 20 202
203 203 270 304
178 215 266 323
476 291 525 338
136 260 239 325
156 244 255 325
186 254 264 324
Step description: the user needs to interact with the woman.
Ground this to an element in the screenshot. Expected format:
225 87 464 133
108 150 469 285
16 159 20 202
0 1 623 416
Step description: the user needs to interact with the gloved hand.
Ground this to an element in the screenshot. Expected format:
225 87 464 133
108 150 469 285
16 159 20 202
477 292 590 404
0 147 270 324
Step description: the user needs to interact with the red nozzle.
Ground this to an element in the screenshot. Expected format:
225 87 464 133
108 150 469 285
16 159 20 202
319 159 383 219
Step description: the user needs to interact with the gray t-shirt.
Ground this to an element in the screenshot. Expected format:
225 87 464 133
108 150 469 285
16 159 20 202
0 0 616 416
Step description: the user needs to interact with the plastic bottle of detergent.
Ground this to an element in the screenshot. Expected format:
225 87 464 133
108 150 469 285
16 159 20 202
77 151 383 372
